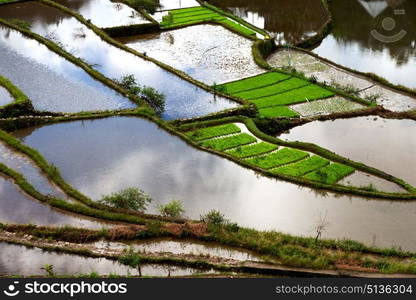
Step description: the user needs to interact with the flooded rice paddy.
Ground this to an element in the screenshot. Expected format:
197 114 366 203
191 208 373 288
118 24 264 84
210 0 328 45
0 242 211 276
54 0 149 27
11 116 416 251
313 0 416 89
279 117 416 187
0 26 133 113
267 49 416 112
0 1 236 119
0 86 13 106
93 238 263 262
0 175 107 229
0 141 71 200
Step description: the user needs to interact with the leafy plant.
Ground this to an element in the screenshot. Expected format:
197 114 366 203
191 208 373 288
200 210 226 225
158 200 185 218
99 187 152 211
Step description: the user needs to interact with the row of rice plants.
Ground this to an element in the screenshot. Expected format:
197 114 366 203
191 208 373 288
200 133 257 151
272 156 330 176
160 7 257 37
185 123 241 141
184 124 355 184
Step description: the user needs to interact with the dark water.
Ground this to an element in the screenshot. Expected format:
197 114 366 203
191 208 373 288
0 26 133 113
0 1 236 119
279 117 416 187
0 242 208 276
0 175 107 229
314 0 416 89
12 116 416 251
210 0 328 44
0 86 13 106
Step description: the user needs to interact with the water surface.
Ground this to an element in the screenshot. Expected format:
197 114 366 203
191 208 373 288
0 26 133 113
314 0 416 89
53 0 148 27
279 117 416 187
0 86 13 106
210 0 328 44
0 175 107 229
0 242 209 276
0 1 236 119
12 116 416 251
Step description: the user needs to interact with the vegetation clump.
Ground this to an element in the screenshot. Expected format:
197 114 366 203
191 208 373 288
158 200 185 218
99 187 152 212
115 74 165 115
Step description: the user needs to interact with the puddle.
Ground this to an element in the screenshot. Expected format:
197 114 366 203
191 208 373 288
0 141 72 200
0 1 237 119
0 26 133 113
53 0 149 27
313 0 416 89
279 116 416 187
93 238 262 262
119 24 264 84
0 175 108 229
0 85 13 106
0 242 212 276
11 116 416 251
210 0 327 44
268 49 416 112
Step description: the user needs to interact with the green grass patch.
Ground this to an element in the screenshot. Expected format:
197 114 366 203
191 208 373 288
245 148 309 169
235 78 309 100
272 156 330 177
201 133 256 151
251 85 335 108
185 124 241 141
225 142 278 159
219 72 291 94
305 163 356 184
169 6 208 15
257 106 300 118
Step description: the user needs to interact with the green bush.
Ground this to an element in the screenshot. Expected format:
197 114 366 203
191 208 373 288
99 187 152 211
158 200 185 218
118 247 141 268
200 210 226 225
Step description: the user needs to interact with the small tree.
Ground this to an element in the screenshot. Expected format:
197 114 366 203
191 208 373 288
158 200 185 218
118 247 142 277
200 210 226 225
314 212 330 244
99 187 152 211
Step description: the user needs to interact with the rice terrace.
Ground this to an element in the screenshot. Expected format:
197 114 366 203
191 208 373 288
1 0 416 281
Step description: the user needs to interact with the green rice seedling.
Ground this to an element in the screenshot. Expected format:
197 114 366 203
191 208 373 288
218 72 291 94
251 85 335 108
272 156 330 177
185 124 241 141
305 163 355 184
257 106 300 118
235 77 309 100
245 148 309 169
220 19 257 36
226 142 278 158
169 7 209 15
201 133 256 151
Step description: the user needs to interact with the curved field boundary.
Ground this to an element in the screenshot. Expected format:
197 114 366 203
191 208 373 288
0 75 34 117
176 116 416 197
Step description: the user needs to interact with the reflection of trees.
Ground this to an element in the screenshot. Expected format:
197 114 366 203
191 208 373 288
330 0 416 65
210 0 327 44
0 2 70 25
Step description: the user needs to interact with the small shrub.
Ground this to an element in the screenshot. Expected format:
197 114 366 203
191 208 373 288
200 210 226 225
99 187 152 212
158 200 185 218
41 264 55 277
118 247 141 268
